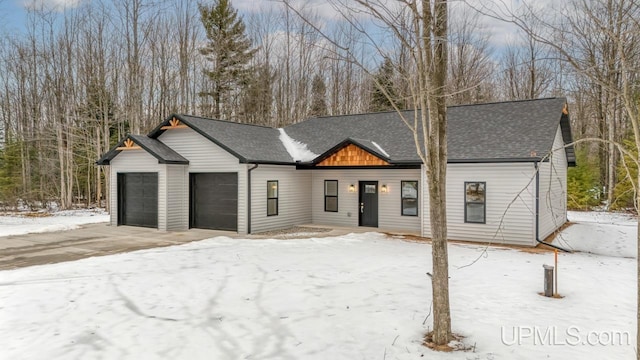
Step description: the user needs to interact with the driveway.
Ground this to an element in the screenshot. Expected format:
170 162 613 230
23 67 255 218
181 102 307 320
0 223 234 270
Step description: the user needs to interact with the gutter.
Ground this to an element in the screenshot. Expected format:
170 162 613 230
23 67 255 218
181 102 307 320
247 164 259 234
534 161 571 252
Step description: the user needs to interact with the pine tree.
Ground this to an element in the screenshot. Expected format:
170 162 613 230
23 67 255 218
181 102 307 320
199 0 256 120
309 74 328 117
369 57 399 112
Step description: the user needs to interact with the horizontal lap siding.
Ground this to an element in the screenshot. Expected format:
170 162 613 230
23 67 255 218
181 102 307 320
538 126 568 240
423 163 536 246
166 165 188 230
311 169 422 234
110 151 165 230
250 165 312 233
158 128 247 234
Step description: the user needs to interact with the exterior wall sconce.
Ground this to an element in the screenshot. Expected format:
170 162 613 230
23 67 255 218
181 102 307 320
349 184 356 193
381 184 388 193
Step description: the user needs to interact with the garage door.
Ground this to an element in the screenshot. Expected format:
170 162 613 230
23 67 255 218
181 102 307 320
118 173 158 228
190 173 238 231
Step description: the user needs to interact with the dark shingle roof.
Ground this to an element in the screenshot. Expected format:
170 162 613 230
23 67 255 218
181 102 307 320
285 111 417 162
98 97 575 166
286 97 574 165
96 135 188 165
447 97 573 163
148 114 293 164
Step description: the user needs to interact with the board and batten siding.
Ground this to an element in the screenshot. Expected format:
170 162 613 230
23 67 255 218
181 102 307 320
158 127 248 234
109 150 166 230
250 165 312 233
422 163 537 246
310 169 422 234
538 125 568 240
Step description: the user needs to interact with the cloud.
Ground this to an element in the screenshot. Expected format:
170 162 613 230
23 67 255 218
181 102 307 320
459 0 560 49
235 0 555 57
22 0 83 12
233 0 369 22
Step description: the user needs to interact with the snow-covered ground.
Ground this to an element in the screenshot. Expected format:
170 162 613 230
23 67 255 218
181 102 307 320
0 209 109 237
0 212 636 359
559 211 637 258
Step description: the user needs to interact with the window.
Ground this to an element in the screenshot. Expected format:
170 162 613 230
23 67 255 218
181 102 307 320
267 180 278 216
401 181 418 216
324 180 338 212
465 182 486 223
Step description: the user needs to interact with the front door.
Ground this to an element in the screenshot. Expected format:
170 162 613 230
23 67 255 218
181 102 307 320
359 181 379 227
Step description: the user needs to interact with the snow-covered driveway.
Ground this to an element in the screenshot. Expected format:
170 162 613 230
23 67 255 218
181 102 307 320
0 209 108 237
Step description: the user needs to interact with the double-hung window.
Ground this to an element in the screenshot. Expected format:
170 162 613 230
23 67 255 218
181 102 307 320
401 181 418 216
324 180 338 212
464 182 486 223
267 180 278 216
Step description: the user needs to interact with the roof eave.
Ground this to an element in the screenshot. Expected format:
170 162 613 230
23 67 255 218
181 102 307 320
95 138 127 166
95 135 189 166
243 159 299 165
296 164 421 170
130 136 189 165
447 157 542 164
159 160 190 165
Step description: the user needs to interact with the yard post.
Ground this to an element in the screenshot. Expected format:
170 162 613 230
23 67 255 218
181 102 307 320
554 249 558 296
543 264 554 297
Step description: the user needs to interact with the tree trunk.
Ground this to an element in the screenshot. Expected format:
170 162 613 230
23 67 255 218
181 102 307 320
637 171 640 360
424 0 451 346
57 123 68 209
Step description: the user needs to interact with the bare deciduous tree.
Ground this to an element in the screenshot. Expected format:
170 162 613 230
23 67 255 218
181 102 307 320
474 0 640 356
283 0 454 346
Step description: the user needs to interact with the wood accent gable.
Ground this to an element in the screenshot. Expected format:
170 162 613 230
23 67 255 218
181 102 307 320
317 144 390 167
160 117 189 130
116 138 141 150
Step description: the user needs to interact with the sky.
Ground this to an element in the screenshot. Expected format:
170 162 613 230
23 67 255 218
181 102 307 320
0 0 83 34
0 0 533 51
0 0 28 32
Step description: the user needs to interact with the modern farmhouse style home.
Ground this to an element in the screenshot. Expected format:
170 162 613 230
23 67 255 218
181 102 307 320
97 97 575 246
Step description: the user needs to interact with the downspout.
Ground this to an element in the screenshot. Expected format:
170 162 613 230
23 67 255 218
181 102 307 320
534 161 570 252
247 164 259 234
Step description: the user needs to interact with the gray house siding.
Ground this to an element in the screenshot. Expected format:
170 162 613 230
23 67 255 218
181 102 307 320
158 127 248 234
109 150 166 230
310 169 422 234
538 126 568 240
166 164 189 230
250 165 312 233
423 163 536 246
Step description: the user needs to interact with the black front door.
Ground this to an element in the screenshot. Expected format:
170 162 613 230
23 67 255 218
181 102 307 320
359 181 378 227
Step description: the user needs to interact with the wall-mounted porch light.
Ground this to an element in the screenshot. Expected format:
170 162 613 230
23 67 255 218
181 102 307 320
381 184 388 193
348 184 356 193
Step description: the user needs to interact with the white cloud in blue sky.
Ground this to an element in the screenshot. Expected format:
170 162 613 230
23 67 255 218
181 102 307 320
22 0 83 11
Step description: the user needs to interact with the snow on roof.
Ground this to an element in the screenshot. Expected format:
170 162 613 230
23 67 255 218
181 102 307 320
371 141 390 158
278 128 319 162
